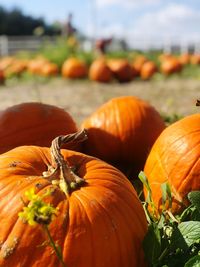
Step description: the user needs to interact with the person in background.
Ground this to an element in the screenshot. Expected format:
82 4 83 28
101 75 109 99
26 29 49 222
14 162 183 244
95 37 112 55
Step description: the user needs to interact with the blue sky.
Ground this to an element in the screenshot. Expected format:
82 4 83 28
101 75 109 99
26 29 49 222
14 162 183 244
0 0 200 46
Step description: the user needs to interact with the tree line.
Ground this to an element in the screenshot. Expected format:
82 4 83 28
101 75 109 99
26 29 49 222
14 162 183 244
0 6 61 36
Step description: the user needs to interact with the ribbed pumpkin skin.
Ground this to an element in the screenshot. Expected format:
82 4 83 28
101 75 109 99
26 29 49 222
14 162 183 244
82 96 165 177
0 102 80 153
144 114 200 214
0 147 147 267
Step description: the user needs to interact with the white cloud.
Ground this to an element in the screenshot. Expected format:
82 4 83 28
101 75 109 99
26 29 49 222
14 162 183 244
132 4 200 40
88 3 200 50
95 0 161 8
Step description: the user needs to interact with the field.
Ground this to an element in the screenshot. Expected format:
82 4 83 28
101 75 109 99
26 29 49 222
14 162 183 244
1 76 199 125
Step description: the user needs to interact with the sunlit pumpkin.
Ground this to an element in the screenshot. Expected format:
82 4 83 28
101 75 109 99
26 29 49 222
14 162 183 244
89 58 113 83
132 55 147 75
160 58 182 75
0 102 80 153
81 96 166 178
0 131 147 267
144 113 200 214
61 58 87 79
140 61 157 80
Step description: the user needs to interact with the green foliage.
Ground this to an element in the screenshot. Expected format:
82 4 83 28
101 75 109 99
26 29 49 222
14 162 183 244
139 171 200 267
161 112 183 126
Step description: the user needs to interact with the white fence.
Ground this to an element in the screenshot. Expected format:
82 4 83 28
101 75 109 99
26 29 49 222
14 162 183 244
0 35 58 56
1 35 200 56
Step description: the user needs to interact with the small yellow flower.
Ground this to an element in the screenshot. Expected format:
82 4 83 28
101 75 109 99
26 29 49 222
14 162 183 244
18 188 57 226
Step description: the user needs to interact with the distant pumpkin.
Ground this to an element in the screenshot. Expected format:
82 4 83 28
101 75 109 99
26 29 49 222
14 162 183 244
107 59 133 82
89 58 113 83
132 55 147 75
140 61 157 80
190 54 200 65
40 62 59 76
61 58 87 79
160 58 182 75
0 69 5 84
178 53 191 65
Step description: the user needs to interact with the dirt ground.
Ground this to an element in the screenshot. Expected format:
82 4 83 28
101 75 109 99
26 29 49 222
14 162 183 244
0 77 199 126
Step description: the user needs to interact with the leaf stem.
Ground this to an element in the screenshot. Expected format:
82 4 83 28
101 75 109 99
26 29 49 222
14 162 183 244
43 224 67 267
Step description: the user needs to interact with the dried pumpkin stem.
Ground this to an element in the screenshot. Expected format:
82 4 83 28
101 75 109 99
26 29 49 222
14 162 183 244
49 129 88 195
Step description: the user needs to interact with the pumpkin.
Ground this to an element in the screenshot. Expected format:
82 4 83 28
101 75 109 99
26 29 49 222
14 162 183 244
190 54 200 65
0 102 80 153
40 62 59 77
144 113 200 214
0 130 147 267
27 57 49 75
107 59 133 82
0 57 15 71
0 70 5 84
178 53 191 66
140 61 157 80
81 96 166 178
61 58 87 79
89 58 113 83
4 60 28 77
160 58 182 75
132 55 147 75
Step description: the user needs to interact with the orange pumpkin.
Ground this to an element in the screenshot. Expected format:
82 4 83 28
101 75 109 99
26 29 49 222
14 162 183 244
89 58 113 83
140 61 157 80
107 59 133 82
178 53 191 65
144 113 200 214
0 131 147 267
61 58 87 79
160 58 182 75
40 62 59 76
5 60 28 77
132 55 147 75
0 102 80 153
81 96 165 178
0 70 5 84
27 57 49 75
190 54 200 65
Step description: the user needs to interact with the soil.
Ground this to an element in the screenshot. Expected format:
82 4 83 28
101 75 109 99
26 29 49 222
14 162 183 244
0 77 199 126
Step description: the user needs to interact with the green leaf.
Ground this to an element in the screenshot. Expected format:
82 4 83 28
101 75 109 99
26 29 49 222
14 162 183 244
143 222 162 265
179 221 200 247
170 221 200 251
188 191 200 212
184 255 200 267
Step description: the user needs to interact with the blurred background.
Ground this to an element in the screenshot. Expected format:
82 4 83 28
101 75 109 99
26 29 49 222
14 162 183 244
1 0 200 55
0 0 199 123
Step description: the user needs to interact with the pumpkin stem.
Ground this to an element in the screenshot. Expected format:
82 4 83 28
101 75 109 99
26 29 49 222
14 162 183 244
44 129 88 196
